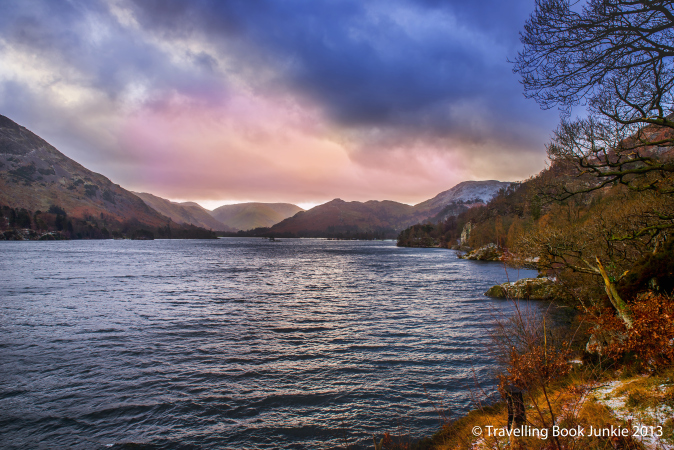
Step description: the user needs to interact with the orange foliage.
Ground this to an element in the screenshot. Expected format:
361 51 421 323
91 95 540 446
588 293 674 371
498 344 572 394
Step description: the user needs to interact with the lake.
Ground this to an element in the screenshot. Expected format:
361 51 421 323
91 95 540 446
0 238 539 449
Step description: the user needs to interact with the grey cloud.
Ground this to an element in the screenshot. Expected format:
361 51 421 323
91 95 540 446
124 0 558 149
0 0 558 177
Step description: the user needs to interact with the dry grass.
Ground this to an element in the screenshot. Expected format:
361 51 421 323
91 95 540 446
429 367 672 450
611 368 674 411
431 403 507 450
590 367 674 449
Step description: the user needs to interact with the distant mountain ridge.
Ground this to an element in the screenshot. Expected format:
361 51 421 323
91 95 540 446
265 181 510 238
267 198 420 237
133 192 235 231
133 193 303 231
210 203 304 231
0 114 509 239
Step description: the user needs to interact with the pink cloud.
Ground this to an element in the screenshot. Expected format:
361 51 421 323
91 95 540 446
119 87 520 206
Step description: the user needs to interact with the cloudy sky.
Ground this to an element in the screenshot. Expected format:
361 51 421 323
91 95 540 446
0 0 559 208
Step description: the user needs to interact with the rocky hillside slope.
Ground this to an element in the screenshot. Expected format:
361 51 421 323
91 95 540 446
0 115 174 226
415 180 512 213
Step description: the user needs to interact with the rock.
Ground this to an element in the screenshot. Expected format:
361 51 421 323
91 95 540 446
460 221 472 246
586 334 603 355
484 277 561 300
460 243 503 261
38 231 67 240
485 284 507 297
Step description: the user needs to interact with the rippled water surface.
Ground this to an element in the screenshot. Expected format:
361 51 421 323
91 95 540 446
0 238 538 449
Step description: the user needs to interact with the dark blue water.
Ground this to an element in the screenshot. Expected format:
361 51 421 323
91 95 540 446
0 238 538 449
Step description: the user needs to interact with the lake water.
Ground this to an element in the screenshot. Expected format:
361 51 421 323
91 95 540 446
0 238 538 449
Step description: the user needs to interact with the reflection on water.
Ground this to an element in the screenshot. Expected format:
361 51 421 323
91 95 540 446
0 238 538 449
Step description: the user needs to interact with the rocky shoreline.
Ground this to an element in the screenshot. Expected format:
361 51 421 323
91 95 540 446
484 276 564 300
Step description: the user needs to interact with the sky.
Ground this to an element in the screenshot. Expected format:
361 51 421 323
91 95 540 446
0 0 560 208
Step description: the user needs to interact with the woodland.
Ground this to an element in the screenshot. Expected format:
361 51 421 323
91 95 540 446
0 204 217 240
394 2 674 448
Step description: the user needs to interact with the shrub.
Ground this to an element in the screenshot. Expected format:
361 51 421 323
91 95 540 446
588 292 674 372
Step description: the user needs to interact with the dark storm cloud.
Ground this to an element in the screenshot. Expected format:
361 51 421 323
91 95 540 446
125 0 557 144
0 0 560 203
1 0 557 146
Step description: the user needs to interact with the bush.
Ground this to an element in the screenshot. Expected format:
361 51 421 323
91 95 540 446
588 292 674 372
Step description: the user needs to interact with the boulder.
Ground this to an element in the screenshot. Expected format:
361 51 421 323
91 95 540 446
460 243 503 261
484 277 561 300
485 284 507 297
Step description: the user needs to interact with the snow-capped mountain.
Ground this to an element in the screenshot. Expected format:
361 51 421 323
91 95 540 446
415 180 512 212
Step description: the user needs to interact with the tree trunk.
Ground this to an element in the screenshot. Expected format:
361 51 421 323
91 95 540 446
595 257 632 328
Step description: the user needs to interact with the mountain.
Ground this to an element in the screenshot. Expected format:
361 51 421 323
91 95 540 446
267 198 426 238
414 180 512 212
0 113 511 240
210 202 304 230
134 192 235 231
0 115 169 225
0 114 216 239
265 181 512 238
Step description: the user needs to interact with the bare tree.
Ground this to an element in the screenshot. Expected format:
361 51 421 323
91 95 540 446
514 1 674 199
544 115 674 198
514 188 674 326
514 0 674 124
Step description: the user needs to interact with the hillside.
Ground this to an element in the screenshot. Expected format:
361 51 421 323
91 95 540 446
0 114 216 239
414 180 512 212
210 202 303 230
0 115 171 225
134 192 235 231
267 198 426 238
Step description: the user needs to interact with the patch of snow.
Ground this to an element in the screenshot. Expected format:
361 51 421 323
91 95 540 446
417 180 513 210
591 380 674 450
